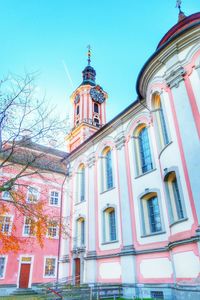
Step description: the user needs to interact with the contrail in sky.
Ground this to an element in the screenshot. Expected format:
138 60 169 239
62 60 74 90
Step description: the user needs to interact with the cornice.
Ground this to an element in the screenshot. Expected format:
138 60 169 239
137 25 200 99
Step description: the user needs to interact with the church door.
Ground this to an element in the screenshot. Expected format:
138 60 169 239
19 263 31 288
75 258 80 285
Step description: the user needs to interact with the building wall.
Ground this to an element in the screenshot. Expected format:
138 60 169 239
59 24 200 298
0 163 66 290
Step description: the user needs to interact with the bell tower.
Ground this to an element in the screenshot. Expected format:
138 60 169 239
66 47 108 152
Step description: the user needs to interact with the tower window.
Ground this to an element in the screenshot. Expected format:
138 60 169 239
94 118 100 127
94 103 99 113
76 105 80 115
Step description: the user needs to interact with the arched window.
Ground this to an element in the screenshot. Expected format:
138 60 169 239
76 217 85 247
77 164 85 202
141 192 162 235
101 147 113 191
103 207 117 242
153 94 169 149
94 103 99 113
134 125 153 175
94 118 100 127
76 105 80 115
164 171 185 224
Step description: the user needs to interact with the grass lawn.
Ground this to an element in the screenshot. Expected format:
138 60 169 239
0 297 40 300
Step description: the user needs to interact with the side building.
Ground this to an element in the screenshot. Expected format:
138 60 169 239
59 12 200 299
0 139 67 295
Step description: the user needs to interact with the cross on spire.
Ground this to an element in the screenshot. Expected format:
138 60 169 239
87 45 91 66
176 0 182 13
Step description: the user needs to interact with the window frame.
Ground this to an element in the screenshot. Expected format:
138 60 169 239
23 217 35 237
101 147 114 192
139 190 165 237
164 167 187 225
2 185 18 201
46 220 59 239
26 186 39 203
75 217 85 247
49 190 60 207
76 164 86 203
0 215 13 235
43 257 57 278
133 125 154 176
152 93 170 151
102 206 118 244
0 256 7 279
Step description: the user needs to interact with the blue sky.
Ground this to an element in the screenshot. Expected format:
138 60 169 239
0 1 199 123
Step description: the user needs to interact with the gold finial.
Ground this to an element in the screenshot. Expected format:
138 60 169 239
87 45 91 65
176 0 186 22
176 0 182 13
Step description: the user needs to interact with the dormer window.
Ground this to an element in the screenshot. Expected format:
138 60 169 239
94 103 99 114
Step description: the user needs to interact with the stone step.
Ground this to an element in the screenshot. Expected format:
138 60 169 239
11 288 39 295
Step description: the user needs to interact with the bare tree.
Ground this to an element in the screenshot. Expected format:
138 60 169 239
0 73 69 253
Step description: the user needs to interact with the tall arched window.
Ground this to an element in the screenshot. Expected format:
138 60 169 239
103 207 117 242
76 217 85 247
141 192 162 236
134 126 153 174
101 147 113 191
77 164 85 202
164 171 185 224
153 94 169 149
94 103 99 113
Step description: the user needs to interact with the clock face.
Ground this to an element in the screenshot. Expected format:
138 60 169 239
74 94 80 104
90 88 105 104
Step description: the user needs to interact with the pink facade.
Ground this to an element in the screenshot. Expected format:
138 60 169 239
1 9 200 300
0 146 66 293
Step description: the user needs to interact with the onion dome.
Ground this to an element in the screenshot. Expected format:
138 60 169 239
81 46 96 86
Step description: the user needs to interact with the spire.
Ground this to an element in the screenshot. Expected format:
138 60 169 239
82 45 96 86
176 0 186 22
87 45 91 66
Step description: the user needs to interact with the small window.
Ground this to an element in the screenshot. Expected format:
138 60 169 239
141 193 162 236
0 257 6 278
165 171 185 224
23 217 35 236
2 186 17 201
103 207 117 242
101 147 113 191
27 187 39 203
151 291 164 299
76 105 80 115
76 217 85 247
47 221 58 238
50 191 60 206
44 258 56 277
94 103 99 113
0 216 12 234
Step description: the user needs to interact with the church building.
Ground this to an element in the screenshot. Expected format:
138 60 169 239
59 10 200 299
0 6 200 300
